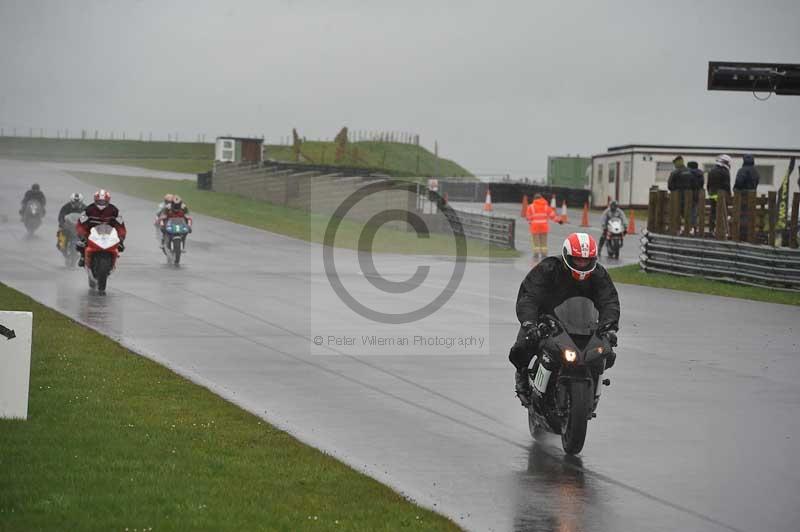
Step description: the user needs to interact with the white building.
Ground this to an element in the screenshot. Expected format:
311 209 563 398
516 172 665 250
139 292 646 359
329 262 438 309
590 144 800 208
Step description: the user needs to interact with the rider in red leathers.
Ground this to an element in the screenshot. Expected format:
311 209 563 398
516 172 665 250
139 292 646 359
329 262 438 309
76 189 127 267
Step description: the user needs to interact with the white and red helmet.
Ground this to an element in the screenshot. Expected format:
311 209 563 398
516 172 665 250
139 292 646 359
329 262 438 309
94 189 111 208
562 232 598 281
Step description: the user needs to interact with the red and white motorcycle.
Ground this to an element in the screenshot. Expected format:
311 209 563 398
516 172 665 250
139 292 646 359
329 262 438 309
85 223 121 292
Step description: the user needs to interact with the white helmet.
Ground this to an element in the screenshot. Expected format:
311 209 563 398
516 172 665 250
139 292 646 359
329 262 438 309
716 154 732 169
70 192 83 203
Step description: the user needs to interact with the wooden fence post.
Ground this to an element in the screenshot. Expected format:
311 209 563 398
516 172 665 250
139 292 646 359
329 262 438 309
790 192 800 248
715 192 728 240
657 190 668 233
682 190 692 236
669 191 681 235
767 191 777 247
697 190 706 237
731 192 742 242
747 192 757 244
647 189 658 232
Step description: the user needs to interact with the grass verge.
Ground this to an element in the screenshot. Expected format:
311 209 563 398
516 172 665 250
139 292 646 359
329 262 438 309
0 283 459 531
608 263 800 306
70 172 519 258
95 158 213 174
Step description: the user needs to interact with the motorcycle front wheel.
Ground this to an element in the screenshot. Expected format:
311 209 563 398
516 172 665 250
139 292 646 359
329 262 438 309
561 382 591 455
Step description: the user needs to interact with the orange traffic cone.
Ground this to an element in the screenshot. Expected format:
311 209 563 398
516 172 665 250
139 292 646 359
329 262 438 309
560 200 569 223
520 194 529 217
628 210 637 234
580 201 590 227
483 188 493 212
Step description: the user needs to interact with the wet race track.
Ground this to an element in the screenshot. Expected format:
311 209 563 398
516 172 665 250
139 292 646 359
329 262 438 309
2 159 800 531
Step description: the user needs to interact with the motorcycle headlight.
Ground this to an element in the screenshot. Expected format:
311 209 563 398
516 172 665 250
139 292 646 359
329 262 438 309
564 349 577 363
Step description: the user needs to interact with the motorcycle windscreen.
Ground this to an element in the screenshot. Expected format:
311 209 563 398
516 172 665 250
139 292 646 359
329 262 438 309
165 218 188 233
553 296 598 336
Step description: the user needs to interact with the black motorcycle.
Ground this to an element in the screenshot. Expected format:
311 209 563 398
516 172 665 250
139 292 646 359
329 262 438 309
525 297 616 454
161 216 191 265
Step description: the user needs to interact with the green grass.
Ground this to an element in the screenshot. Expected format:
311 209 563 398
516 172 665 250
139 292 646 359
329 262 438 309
266 141 473 179
0 137 213 160
98 158 213 174
70 172 518 258
0 284 459 531
608 263 800 306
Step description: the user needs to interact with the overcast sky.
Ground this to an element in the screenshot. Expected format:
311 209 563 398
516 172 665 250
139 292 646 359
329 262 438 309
1 0 798 177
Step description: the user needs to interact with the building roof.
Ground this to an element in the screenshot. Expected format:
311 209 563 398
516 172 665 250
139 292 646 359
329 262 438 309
605 143 800 154
216 136 264 143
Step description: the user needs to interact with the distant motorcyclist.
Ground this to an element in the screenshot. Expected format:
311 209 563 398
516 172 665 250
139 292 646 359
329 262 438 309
597 200 628 255
19 183 47 218
509 233 620 405
56 193 86 251
158 195 191 248
76 189 127 267
154 194 175 238
58 193 86 227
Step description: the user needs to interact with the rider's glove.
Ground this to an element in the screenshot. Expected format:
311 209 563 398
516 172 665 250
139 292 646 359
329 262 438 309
602 331 618 347
118 241 125 253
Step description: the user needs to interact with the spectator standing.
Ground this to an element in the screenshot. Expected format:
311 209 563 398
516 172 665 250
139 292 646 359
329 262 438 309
707 154 732 233
734 154 760 240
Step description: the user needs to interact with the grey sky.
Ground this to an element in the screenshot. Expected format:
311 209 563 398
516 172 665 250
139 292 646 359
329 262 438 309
1 0 799 177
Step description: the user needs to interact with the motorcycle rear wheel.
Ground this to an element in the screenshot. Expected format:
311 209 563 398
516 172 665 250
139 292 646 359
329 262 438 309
561 382 591 455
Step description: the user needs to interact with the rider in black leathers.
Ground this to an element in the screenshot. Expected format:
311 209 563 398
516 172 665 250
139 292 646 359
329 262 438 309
19 183 47 217
509 234 620 404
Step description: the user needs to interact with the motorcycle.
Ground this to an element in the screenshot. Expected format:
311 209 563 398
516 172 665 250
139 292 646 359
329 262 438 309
22 200 44 236
57 212 82 268
525 297 615 455
160 216 191 265
605 218 625 259
85 223 121 293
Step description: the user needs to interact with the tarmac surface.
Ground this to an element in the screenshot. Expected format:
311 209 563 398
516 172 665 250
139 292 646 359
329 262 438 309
2 159 799 531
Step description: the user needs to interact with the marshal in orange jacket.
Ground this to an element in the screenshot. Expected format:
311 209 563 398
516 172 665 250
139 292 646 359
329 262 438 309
526 197 559 234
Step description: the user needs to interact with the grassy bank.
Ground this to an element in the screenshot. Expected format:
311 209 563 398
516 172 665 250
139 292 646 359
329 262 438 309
266 141 473 178
71 172 519 258
0 283 458 531
608 263 800 306
0 137 473 179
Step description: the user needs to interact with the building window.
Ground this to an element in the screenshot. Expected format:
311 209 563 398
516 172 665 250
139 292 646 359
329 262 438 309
608 164 616 183
623 161 631 182
222 150 234 160
223 140 233 149
755 165 774 186
655 161 673 182
597 164 603 184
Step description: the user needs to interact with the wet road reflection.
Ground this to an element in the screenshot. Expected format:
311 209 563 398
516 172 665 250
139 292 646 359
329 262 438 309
513 441 604 532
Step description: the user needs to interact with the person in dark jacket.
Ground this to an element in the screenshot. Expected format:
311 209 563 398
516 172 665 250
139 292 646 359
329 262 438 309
19 183 47 217
707 155 732 232
687 161 704 226
734 154 760 191
57 193 86 227
509 232 620 405
733 154 760 240
667 156 692 191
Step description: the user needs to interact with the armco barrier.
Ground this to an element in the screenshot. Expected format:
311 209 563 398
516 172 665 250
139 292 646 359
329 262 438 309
445 209 516 249
640 230 800 291
209 162 516 249
439 181 590 208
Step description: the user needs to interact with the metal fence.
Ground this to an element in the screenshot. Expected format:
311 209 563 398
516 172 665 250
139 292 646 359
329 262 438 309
445 208 516 249
640 230 800 291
